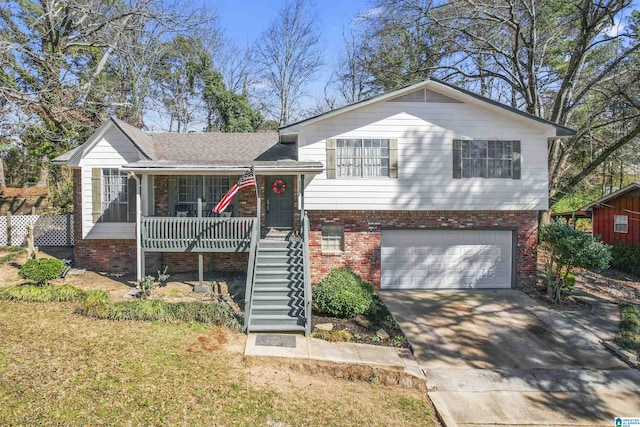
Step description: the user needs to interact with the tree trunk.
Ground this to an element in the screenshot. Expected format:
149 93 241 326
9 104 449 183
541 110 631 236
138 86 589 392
36 155 49 187
0 158 5 189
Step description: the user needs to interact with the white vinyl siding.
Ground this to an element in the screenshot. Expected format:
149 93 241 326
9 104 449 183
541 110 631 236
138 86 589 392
298 92 554 211
78 127 142 238
614 215 629 233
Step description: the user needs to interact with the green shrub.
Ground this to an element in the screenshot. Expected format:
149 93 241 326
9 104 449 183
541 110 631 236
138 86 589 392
539 221 611 303
0 284 86 302
312 269 374 318
614 304 640 353
0 246 26 265
18 258 65 285
611 240 640 276
76 299 242 330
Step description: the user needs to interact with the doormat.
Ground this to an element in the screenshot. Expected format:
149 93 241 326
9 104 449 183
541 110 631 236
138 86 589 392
255 334 296 348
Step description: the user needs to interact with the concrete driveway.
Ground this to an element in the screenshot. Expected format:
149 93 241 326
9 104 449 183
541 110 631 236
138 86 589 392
380 290 640 426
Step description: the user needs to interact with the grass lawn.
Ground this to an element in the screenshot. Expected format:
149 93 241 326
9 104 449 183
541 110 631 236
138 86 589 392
0 301 437 426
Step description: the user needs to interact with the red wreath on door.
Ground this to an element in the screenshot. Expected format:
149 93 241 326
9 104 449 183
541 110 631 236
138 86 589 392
271 179 286 195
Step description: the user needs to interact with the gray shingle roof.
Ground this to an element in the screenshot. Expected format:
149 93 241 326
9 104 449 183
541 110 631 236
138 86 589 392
108 118 294 166
149 131 290 165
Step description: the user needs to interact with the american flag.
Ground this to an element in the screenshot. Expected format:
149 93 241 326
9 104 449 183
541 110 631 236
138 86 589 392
212 167 255 213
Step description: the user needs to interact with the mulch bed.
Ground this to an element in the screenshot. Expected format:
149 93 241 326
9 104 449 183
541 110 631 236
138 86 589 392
311 300 410 348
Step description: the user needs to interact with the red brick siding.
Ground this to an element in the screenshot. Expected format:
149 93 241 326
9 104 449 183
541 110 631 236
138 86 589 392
307 210 538 289
153 175 170 216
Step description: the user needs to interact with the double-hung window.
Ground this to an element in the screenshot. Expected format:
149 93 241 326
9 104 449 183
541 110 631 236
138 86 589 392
326 138 398 179
614 215 628 233
453 140 521 179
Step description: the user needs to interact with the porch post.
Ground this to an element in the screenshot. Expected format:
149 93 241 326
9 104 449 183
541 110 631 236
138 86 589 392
194 197 207 293
130 173 143 282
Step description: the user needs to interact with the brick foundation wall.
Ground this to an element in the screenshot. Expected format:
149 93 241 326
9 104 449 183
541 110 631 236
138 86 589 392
307 210 538 289
75 238 137 272
150 252 249 273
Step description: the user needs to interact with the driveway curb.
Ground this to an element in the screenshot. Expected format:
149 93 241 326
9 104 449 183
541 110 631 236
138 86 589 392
603 340 640 368
427 392 458 427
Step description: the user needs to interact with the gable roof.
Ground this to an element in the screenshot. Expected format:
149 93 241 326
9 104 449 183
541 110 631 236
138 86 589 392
280 78 576 137
581 182 640 210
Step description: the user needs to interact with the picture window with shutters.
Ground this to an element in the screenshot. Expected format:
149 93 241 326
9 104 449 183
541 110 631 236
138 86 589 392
326 138 398 179
97 168 135 223
453 140 521 179
614 215 628 233
336 139 389 177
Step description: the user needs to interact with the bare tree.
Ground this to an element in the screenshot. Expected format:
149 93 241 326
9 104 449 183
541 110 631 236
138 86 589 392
332 30 371 104
253 0 323 125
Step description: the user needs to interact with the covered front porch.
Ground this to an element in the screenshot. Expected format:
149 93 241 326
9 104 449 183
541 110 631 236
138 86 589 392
125 161 322 334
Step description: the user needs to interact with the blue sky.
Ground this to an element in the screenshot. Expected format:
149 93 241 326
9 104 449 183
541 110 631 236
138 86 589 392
216 0 371 55
214 0 372 111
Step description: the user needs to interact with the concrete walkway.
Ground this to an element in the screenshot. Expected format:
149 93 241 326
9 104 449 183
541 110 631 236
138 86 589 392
380 289 640 427
244 333 425 380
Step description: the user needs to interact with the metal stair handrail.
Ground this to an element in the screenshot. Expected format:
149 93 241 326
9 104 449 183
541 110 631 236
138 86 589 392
302 213 312 336
243 218 259 331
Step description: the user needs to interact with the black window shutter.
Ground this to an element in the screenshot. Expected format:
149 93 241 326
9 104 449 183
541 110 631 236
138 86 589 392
452 140 462 179
91 168 102 223
389 139 398 178
326 139 336 179
512 141 521 180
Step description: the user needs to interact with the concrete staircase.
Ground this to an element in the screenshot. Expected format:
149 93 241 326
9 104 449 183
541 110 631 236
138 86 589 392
247 238 306 332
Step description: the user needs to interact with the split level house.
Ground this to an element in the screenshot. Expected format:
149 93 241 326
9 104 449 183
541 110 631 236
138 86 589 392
54 78 574 334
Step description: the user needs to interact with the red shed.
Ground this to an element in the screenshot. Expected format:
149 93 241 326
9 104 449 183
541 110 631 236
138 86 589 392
582 182 640 247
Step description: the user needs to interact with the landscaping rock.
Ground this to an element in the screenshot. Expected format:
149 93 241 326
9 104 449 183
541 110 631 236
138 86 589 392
316 323 334 331
376 328 390 340
125 288 140 298
354 314 372 329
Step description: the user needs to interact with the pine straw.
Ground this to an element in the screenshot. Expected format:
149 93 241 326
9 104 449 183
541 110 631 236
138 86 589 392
0 301 438 426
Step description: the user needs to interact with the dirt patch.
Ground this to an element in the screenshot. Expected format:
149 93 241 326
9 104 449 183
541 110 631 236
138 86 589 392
244 356 427 391
574 268 640 304
521 285 592 311
534 248 640 307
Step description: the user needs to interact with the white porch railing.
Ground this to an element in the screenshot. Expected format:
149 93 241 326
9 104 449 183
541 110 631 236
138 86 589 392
140 217 255 252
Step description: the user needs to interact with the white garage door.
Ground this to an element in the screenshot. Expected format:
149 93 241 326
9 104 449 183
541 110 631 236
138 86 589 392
381 230 513 289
